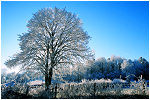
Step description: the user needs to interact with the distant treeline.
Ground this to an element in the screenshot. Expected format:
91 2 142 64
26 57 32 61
62 56 149 82
1 56 149 84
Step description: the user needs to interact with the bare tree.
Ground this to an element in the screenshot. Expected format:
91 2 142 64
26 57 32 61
5 7 93 90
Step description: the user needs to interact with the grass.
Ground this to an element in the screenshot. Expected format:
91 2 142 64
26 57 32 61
1 89 149 99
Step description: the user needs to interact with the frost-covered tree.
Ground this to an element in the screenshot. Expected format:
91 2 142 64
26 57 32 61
83 56 148 80
5 7 93 90
121 59 135 78
110 56 124 71
133 58 149 80
121 57 149 80
138 57 149 80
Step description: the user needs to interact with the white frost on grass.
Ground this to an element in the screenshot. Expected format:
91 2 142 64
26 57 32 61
81 78 112 84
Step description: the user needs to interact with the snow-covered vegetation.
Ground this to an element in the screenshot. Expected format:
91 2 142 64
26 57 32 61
59 56 149 83
2 56 149 99
56 78 148 98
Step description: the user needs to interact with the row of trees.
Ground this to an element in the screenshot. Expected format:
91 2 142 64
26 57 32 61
1 71 44 84
2 56 149 84
61 56 149 82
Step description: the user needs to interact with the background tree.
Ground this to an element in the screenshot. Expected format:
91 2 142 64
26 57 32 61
5 7 93 90
82 56 148 81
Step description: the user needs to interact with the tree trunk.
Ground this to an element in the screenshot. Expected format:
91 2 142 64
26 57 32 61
48 67 53 86
45 43 50 91
45 73 49 91
45 38 55 91
45 67 53 91
45 56 49 90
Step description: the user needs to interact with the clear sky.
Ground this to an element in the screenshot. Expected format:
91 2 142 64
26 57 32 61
1 1 149 73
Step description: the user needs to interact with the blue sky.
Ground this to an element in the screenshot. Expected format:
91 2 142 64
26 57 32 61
1 1 149 73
